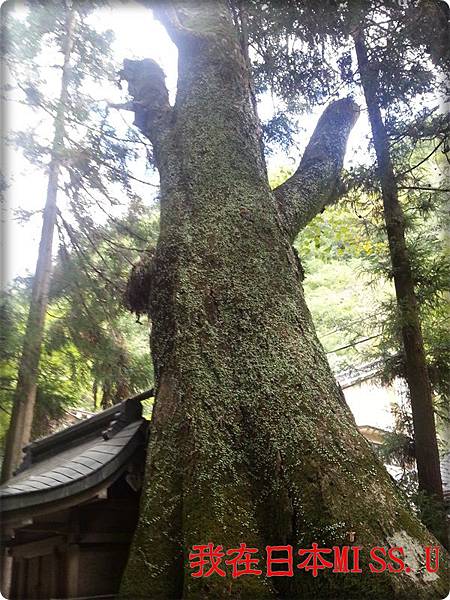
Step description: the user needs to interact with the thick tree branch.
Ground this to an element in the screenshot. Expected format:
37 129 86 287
273 98 359 241
112 58 172 153
151 1 232 44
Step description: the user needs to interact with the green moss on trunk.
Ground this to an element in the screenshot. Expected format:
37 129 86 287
120 2 449 598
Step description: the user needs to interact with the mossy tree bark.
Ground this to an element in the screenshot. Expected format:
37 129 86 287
120 2 449 598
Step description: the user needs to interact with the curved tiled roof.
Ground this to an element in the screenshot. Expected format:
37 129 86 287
0 392 152 522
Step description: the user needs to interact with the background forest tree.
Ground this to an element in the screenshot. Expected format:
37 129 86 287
0 0 157 475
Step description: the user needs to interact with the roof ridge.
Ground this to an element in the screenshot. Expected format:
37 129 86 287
15 389 153 475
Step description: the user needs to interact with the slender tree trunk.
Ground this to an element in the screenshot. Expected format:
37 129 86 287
101 381 114 409
114 333 131 401
116 355 131 401
1 3 75 482
101 341 130 408
93 378 98 411
120 3 448 597
353 30 446 545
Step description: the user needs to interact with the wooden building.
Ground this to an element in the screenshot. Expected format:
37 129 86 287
0 392 151 599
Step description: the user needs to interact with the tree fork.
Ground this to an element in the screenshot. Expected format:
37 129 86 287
273 98 360 241
120 2 449 597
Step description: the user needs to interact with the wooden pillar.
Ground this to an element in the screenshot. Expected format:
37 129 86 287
66 544 79 598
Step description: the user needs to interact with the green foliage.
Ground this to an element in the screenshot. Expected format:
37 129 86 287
0 287 27 449
48 202 159 408
269 167 392 373
2 0 447 511
0 281 92 447
264 0 449 406
1 0 158 445
269 130 449 407
0 200 158 447
414 489 449 545
270 127 448 523
301 258 389 373
297 204 382 263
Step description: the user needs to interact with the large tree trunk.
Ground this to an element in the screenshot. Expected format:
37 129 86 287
1 3 75 482
120 3 449 598
354 30 446 546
